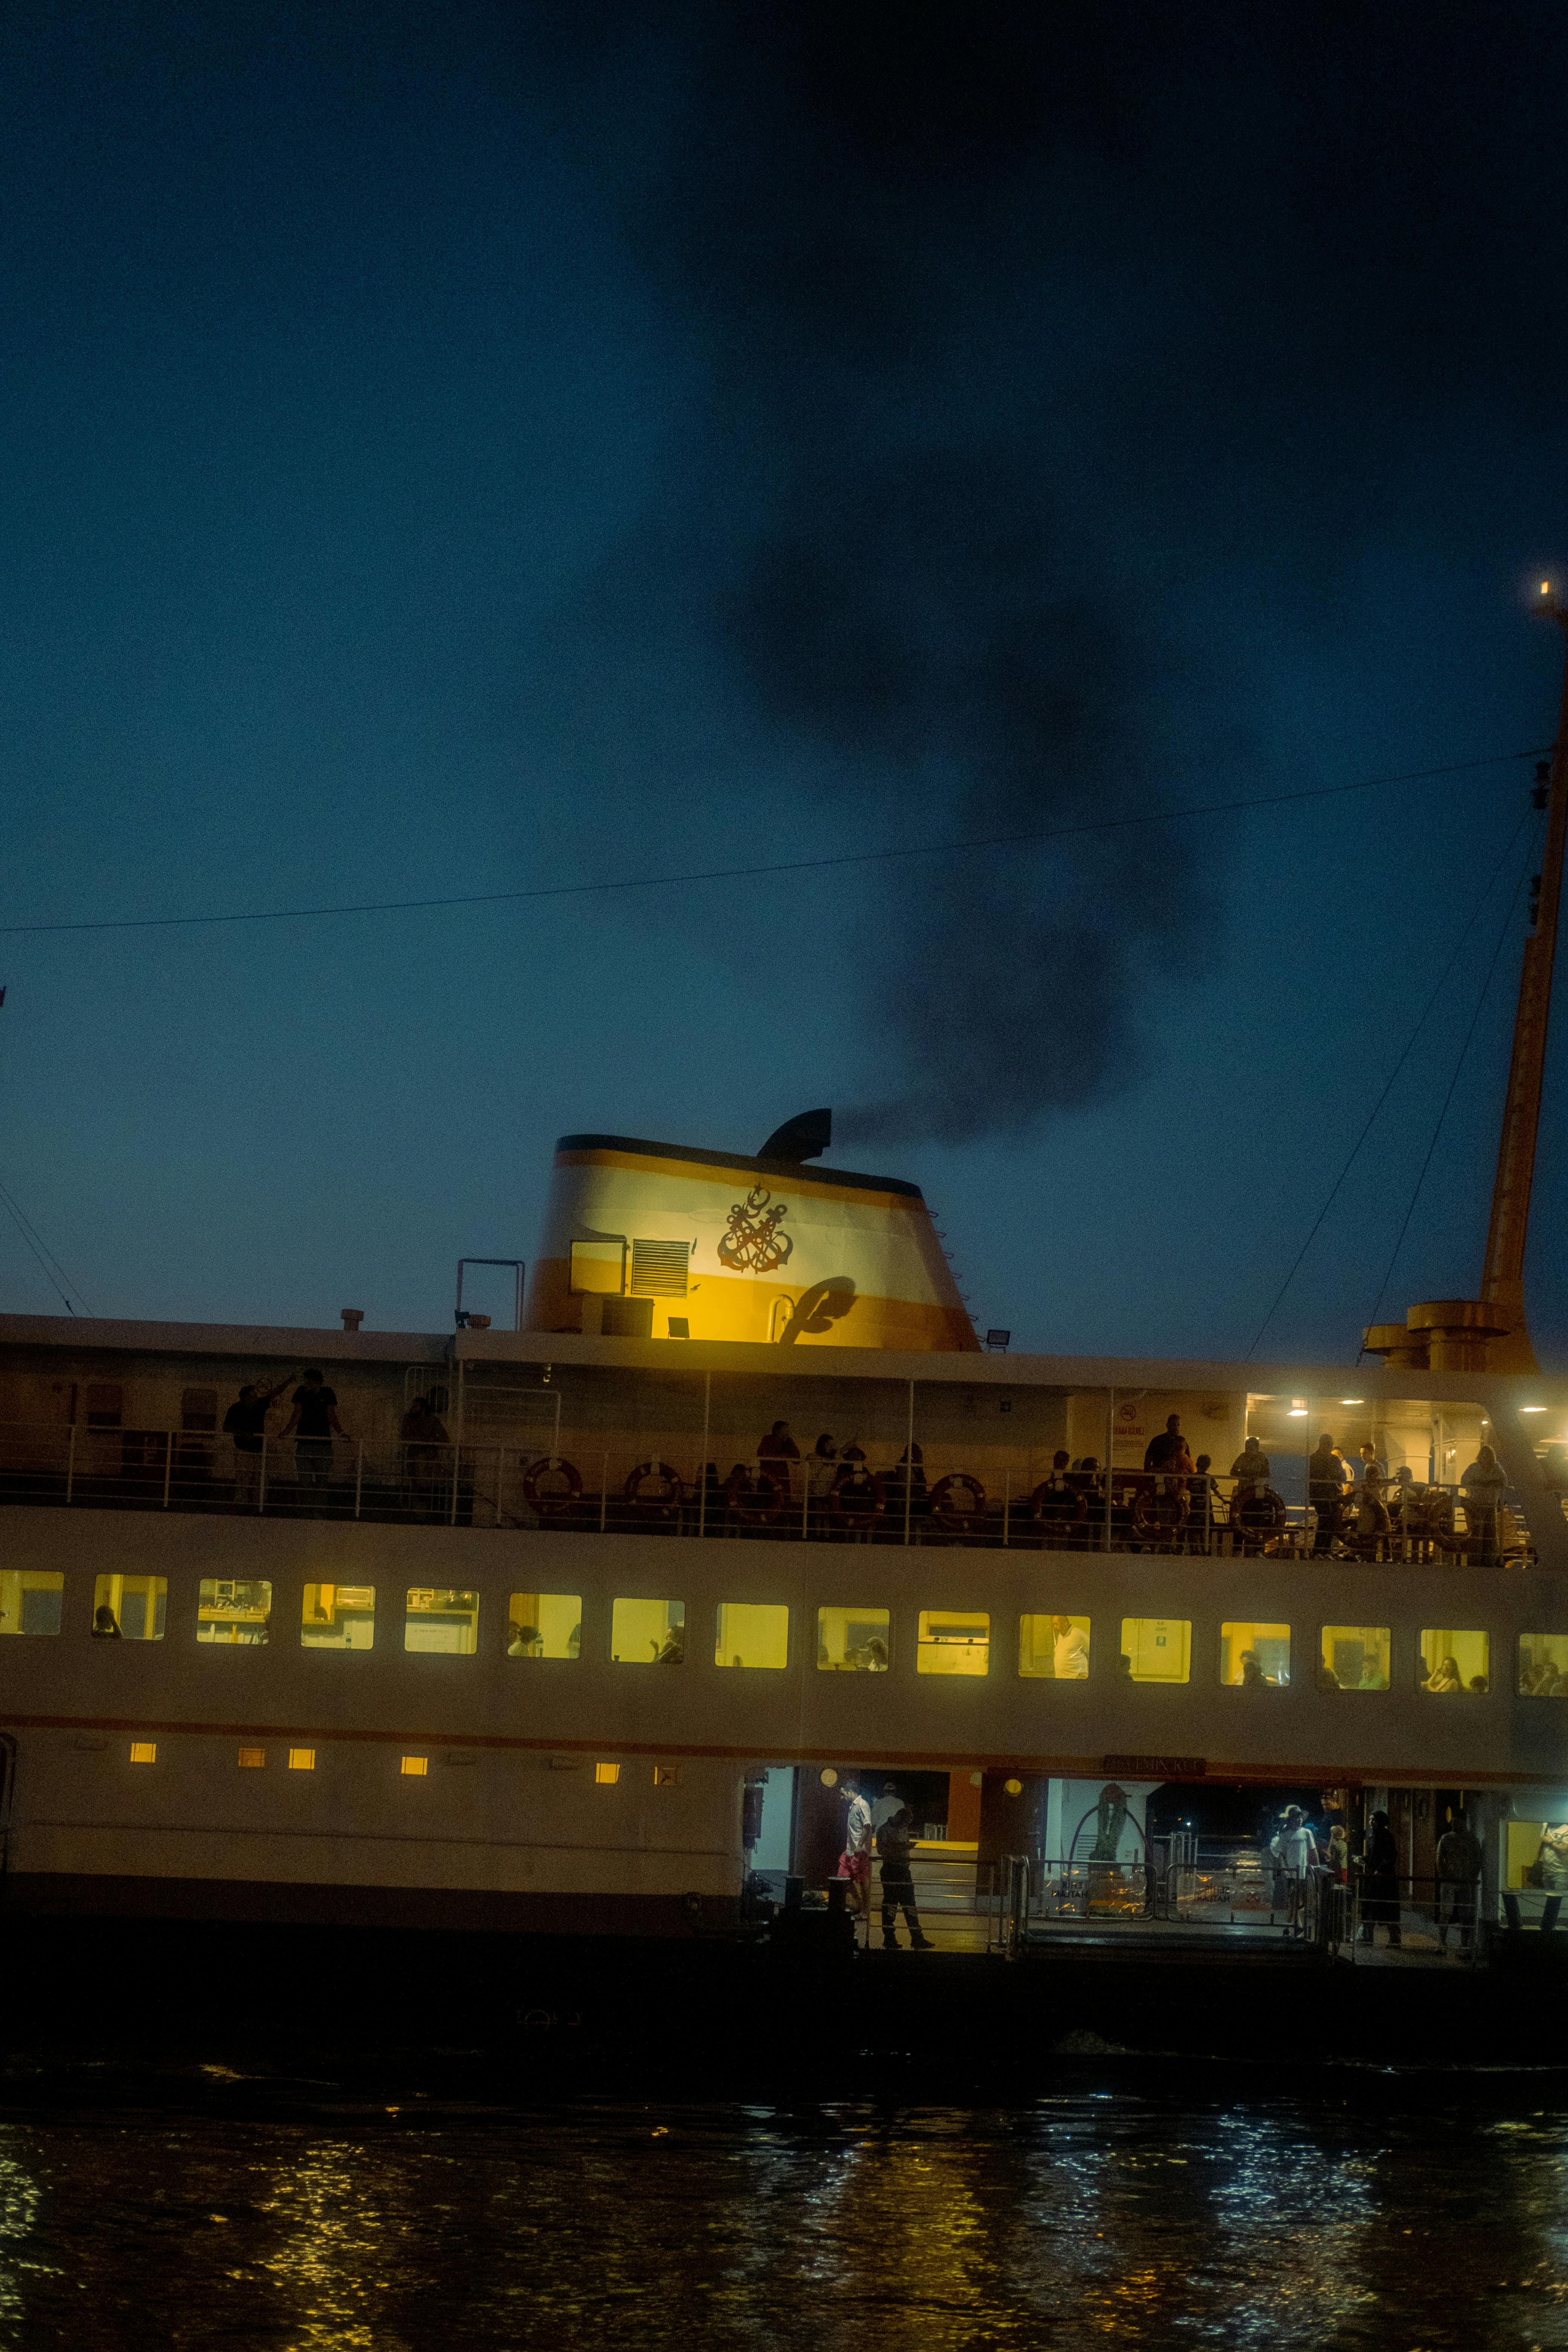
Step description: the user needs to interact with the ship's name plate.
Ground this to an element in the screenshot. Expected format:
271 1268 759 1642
1102 1753 1207 1779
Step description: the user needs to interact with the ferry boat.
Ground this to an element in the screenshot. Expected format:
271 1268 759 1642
2 652 1566 1985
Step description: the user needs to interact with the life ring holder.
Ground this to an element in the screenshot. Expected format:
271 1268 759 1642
1231 1485 1287 1545
928 1471 988 1538
1029 1480 1089 1537
522 1455 583 1517
826 1464 886 1531
724 1465 786 1526
1131 1479 1188 1542
623 1460 685 1522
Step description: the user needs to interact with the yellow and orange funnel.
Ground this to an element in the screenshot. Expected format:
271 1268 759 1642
525 1122 977 1351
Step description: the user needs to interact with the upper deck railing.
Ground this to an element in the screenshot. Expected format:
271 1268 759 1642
0 1421 1545 1568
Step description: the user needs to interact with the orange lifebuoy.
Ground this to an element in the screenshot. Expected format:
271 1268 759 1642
928 1471 988 1537
1131 1479 1188 1541
725 1464 786 1525
623 1460 684 1520
1232 1485 1286 1544
1030 1479 1089 1537
522 1455 583 1516
826 1464 886 1530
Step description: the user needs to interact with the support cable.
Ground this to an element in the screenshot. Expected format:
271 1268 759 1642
1244 806 1535 1358
1360 839 1541 1348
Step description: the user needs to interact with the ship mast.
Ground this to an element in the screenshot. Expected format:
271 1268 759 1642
1478 603 1568 1372
1364 591 1568 1374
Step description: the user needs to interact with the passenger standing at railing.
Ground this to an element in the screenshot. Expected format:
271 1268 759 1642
835 1777 873 1917
1229 1436 1270 1491
756 1420 800 1504
1436 1813 1482 1952
1309 1435 1349 1554
1460 1443 1508 1566
222 1374 293 1509
279 1370 348 1496
1269 1805 1320 1939
1143 1415 1188 1473
1358 1810 1401 1948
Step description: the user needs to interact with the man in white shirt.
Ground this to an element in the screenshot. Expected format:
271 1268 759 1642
1051 1615 1089 1678
1270 1805 1321 1939
837 1777 873 1916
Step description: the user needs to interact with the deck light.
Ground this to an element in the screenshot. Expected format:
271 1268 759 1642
1341 1398 1364 1406
1520 1405 1548 1413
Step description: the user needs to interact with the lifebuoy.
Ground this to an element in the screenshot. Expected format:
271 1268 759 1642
724 1465 786 1525
1030 1479 1088 1536
522 1455 583 1516
1231 1484 1286 1544
928 1471 988 1537
826 1464 886 1530
1131 1479 1188 1541
623 1460 684 1520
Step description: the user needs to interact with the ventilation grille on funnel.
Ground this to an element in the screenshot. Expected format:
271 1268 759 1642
631 1241 690 1297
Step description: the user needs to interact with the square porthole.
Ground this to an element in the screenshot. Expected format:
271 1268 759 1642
129 1742 156 1764
237 1747 265 1769
594 1761 621 1785
287 1747 316 1771
653 1764 680 1787
400 1755 429 1777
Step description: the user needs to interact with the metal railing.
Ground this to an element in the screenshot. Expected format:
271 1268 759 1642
0 1422 1537 1564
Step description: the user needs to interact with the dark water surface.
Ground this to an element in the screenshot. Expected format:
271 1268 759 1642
1 2075 1566 2349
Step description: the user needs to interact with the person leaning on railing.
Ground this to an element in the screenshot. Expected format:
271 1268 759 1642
1460 1443 1508 1566
221 1373 294 1509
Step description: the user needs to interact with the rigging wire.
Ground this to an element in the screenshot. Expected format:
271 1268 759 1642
1243 804 1537 1359
0 746 1547 942
0 1174 93 1316
1358 837 1541 1349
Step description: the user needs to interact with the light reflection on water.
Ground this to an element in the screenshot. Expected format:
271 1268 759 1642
0 2090 1566 2347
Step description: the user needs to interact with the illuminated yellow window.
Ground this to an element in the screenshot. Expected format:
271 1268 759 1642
653 1764 680 1786
1119 1618 1191 1683
404 1589 478 1655
199 1578 272 1645
594 1760 621 1785
816 1605 890 1672
287 1747 316 1771
1019 1614 1090 1678
129 1741 156 1764
916 1609 990 1676
1220 1622 1291 1687
0 1570 63 1636
1418 1629 1490 1694
715 1602 789 1669
400 1755 429 1776
93 1574 166 1642
237 1747 265 1769
1320 1626 1390 1690
507 1594 582 1659
610 1598 684 1664
1520 1633 1568 1696
301 1584 375 1649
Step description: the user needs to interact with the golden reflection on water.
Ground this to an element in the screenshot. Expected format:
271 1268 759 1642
258 2145 406 2352
0 2093 1567 2346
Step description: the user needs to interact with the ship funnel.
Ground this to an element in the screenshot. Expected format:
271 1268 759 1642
757 1107 832 1162
525 1129 976 1351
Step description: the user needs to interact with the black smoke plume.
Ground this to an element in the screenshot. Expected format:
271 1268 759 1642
550 1 1568 1143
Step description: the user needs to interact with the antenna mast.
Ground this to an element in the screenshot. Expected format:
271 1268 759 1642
1364 589 1566 1373
1477 602 1568 1372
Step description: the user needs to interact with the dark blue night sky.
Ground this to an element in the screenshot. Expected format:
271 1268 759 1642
2 3 1566 1363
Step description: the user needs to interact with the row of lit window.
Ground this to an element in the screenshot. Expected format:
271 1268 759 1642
3 1569 1558 1688
121 1743 652 1784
